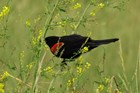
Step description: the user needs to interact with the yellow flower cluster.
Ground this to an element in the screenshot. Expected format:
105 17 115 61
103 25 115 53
105 77 109 84
73 3 81 9
32 30 42 45
76 66 82 74
81 46 89 53
84 62 91 69
25 20 31 27
19 51 24 62
0 71 9 81
0 6 10 19
0 83 4 93
90 3 105 17
43 66 53 73
98 3 105 9
37 30 43 40
96 84 104 93
26 62 35 69
76 52 91 74
0 71 8 93
90 11 95 16
26 16 41 27
67 78 77 88
67 80 71 87
32 37 37 45
76 62 91 74
57 21 66 27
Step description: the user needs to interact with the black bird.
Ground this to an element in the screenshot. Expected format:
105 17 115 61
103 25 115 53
45 34 119 63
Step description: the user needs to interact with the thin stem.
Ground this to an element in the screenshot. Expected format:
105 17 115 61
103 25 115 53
118 74 129 92
32 0 60 92
109 76 114 93
113 77 119 91
47 70 60 93
32 52 46 93
8 74 32 88
118 41 132 92
43 0 60 39
136 43 140 93
74 2 92 31
119 41 126 73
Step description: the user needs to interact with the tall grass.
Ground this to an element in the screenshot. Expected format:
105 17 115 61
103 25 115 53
0 0 139 93
118 41 140 93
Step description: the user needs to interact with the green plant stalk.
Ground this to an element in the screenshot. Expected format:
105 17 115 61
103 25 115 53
47 69 60 93
42 0 60 39
131 43 140 93
118 74 129 92
74 2 92 32
67 3 92 59
8 73 32 88
109 76 114 93
136 43 140 93
32 51 46 92
32 0 60 92
119 41 126 73
118 41 133 92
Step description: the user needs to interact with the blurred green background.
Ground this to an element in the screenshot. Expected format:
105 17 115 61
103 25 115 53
0 0 140 92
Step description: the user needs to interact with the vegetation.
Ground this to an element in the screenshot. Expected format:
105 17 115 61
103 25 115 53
0 0 139 93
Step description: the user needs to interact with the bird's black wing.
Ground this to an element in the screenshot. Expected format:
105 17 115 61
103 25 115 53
60 34 85 42
56 34 92 58
60 34 91 48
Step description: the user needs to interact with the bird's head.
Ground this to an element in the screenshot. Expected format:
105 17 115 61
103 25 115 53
45 36 60 48
45 36 65 55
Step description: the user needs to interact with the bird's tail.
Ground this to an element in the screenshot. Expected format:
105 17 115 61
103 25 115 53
90 38 119 48
94 38 119 45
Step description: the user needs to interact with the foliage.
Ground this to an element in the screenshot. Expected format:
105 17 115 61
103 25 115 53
0 0 139 93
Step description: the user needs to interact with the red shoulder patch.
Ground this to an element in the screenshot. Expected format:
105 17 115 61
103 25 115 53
51 42 64 55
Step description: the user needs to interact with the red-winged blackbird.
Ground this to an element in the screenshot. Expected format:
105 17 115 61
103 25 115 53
45 34 119 62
